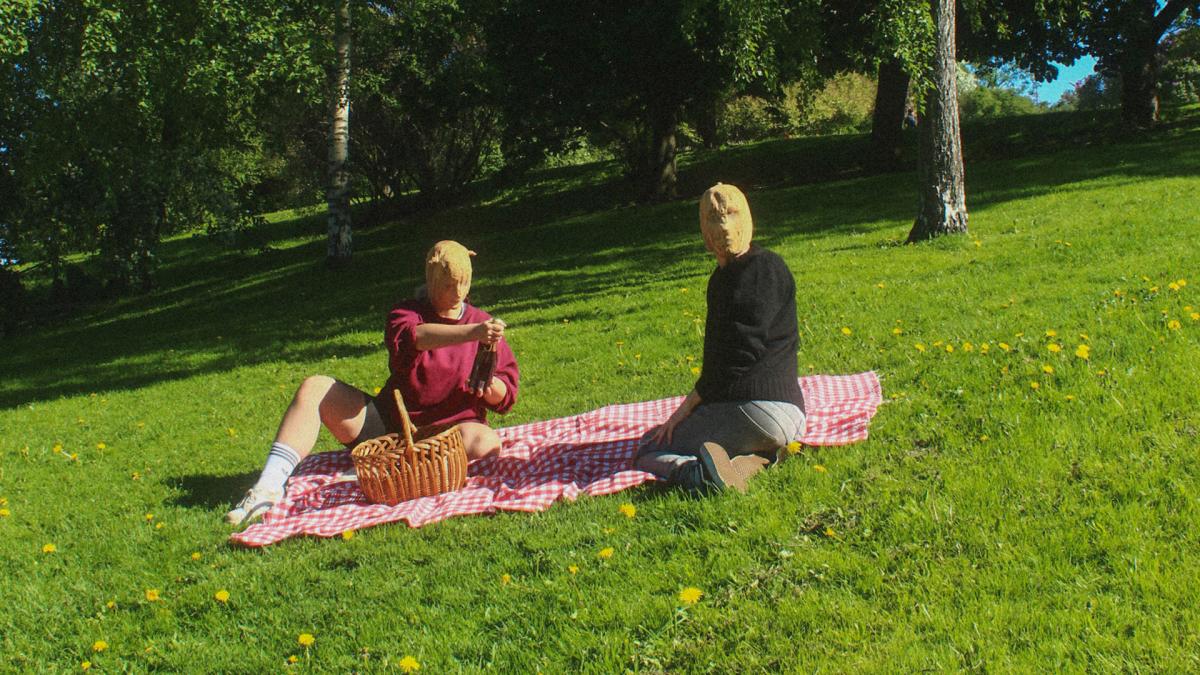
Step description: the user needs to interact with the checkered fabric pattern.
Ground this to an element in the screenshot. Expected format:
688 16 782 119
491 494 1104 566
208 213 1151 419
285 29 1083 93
230 372 881 547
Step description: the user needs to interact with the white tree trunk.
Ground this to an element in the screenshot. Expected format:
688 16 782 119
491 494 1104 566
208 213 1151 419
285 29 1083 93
908 0 968 243
326 0 353 265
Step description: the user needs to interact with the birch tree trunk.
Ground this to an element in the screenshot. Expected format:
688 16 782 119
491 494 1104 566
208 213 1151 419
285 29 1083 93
908 0 968 243
326 0 353 266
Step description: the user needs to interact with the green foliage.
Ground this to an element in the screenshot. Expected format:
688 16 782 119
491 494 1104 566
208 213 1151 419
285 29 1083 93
960 86 1044 120
1162 25 1200 105
2 110 1199 670
720 73 877 143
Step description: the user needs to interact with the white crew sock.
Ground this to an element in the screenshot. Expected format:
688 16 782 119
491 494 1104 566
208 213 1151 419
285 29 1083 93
253 442 301 494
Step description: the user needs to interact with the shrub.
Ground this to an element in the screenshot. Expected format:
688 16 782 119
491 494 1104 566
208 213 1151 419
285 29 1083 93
960 87 1044 120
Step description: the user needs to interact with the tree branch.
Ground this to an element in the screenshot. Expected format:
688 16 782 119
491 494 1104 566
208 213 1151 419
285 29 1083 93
1154 0 1198 39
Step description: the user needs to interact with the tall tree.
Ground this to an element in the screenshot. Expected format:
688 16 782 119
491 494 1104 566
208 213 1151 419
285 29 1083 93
1082 0 1200 128
908 0 968 242
326 0 353 266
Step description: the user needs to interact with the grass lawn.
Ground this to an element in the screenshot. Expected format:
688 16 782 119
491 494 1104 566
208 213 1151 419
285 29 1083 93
2 108 1198 671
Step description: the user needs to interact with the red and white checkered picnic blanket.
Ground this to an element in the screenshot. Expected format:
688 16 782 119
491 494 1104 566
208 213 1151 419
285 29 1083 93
230 372 881 547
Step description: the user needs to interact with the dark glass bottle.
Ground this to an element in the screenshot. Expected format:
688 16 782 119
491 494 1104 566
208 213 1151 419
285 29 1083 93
468 341 498 394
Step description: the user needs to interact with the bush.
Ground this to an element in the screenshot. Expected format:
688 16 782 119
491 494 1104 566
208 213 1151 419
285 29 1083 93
959 87 1044 120
719 96 780 143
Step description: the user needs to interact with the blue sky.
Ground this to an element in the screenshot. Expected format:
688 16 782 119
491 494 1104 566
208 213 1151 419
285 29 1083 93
1033 55 1099 104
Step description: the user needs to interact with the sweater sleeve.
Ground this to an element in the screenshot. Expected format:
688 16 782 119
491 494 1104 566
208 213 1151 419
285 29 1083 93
488 337 520 414
385 304 421 373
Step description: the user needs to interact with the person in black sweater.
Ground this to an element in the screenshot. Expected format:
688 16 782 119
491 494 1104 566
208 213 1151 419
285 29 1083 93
636 183 806 492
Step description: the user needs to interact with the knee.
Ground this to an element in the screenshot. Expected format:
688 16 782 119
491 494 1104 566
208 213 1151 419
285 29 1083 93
462 424 501 460
294 375 336 405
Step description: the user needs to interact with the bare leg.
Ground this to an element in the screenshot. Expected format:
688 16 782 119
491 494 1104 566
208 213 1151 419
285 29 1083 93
274 375 370 460
457 421 502 460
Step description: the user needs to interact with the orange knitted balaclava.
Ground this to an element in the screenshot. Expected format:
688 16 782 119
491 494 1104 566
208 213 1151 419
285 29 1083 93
425 240 474 313
699 183 753 261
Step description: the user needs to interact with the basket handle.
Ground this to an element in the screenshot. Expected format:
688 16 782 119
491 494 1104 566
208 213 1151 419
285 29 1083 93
392 388 416 459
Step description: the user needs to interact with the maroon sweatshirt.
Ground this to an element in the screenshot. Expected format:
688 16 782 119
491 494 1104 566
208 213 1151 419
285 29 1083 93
376 299 519 430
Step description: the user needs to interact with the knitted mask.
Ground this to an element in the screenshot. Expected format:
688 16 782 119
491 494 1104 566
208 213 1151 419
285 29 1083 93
699 183 753 259
425 240 475 310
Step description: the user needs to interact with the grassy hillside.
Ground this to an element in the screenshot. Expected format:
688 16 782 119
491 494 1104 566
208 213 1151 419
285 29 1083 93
1 109 1198 671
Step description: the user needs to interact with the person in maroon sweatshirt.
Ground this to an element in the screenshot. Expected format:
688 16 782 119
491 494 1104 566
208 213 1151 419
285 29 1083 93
227 240 518 526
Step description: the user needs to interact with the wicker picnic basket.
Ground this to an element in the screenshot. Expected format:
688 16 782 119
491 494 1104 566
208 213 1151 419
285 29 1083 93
351 389 468 505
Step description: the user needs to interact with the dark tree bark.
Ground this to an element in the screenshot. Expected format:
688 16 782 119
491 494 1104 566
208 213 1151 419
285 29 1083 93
644 107 679 201
908 0 968 243
1113 0 1195 129
869 58 910 172
326 0 353 267
694 95 721 150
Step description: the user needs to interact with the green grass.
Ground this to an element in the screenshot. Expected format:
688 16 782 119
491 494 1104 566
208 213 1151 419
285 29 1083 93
2 108 1199 671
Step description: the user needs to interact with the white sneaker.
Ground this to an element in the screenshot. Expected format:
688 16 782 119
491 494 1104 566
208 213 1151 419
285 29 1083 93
225 486 283 527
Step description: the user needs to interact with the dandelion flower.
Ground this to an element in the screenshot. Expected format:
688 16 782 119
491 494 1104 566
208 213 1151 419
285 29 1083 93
341 530 354 540
1150 285 1159 292
92 640 107 653
0 508 8 517
1075 344 1090 360
999 342 1011 352
154 522 164 530
81 661 91 671
841 326 852 336
1045 329 1057 337
1191 312 1199 321
1042 365 1054 374
1047 343 1062 353
145 513 154 522
892 327 903 335
980 343 990 354
42 543 56 554
597 547 614 559
298 633 315 647
945 344 954 353
824 527 839 539
96 442 106 450
690 366 701 376
1113 289 1125 297
397 655 421 673
1168 320 1181 330
785 441 803 454
372 386 382 395
1169 282 1180 292
979 435 989 442
962 342 974 352
191 552 201 561
876 282 885 289
227 428 237 437
567 565 579 575
145 589 160 602
618 503 637 519
53 443 63 454
288 655 299 664
500 574 511 585
214 590 230 603
1065 394 1076 401
914 343 926 353
678 587 703 605
813 464 827 473
1029 381 1040 390
105 600 116 609
1179 279 1188 287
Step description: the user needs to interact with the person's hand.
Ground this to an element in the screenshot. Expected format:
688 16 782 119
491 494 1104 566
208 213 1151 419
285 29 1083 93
476 376 507 404
472 319 505 345
651 404 691 446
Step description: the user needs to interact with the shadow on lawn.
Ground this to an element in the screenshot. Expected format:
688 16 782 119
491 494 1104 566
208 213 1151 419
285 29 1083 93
1 109 1197 410
169 471 258 510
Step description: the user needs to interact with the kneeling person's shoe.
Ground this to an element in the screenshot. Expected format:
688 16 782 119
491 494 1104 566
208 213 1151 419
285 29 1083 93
698 442 750 493
225 486 283 527
731 454 769 483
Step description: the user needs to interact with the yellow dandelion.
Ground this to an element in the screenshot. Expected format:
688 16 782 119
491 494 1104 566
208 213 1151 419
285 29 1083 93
841 326 852 336
227 428 237 437
42 543 56 554
1047 343 1062 353
1045 329 1057 337
690 366 701 376
973 239 982 247
892 327 903 335
980 343 990 354
597 547 614 559
933 340 944 346
1185 305 1193 312
1169 282 1180 292
297 633 315 647
1075 344 1090 359
92 640 107 653
1141 275 1150 281
341 530 355 540
105 600 115 609
1150 285 1159 292
813 464 827 473
685 355 695 362
69 453 78 461
397 655 421 673
53 443 63 454
1113 289 1125 297
137 421 146 428
962 342 974 352
145 513 154 522
1042 365 1054 374
619 503 637 519
81 661 91 671
945 344 954 353
145 589 160 602
1096 369 1107 377
1191 312 1200 321
602 527 615 535
1014 332 1024 338
999 342 1011 352
214 590 230 603
500 574 511 585
1179 279 1188 287
372 386 382 395
979 435 989 442
824 527 841 540
0 508 8 517
191 552 202 561
1079 333 1089 341
131 472 141 480
1065 394 1076 401
96 442 106 450
0 497 6 505
914 343 926 353
1168 320 1181 330
154 522 164 530
678 587 703 605
288 655 299 664
1029 381 1040 390
568 565 579 575
785 441 803 454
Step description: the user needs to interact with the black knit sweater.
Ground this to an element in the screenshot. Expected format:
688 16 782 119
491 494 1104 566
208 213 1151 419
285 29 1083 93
694 244 805 412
